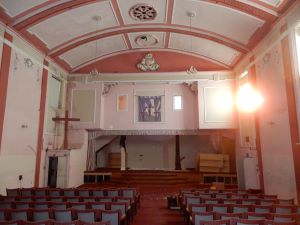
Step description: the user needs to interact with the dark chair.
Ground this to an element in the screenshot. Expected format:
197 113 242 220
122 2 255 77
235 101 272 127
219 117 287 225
6 188 19 197
0 220 20 225
65 197 81 203
244 212 269 220
70 203 87 210
53 209 74 222
259 199 277 206
20 188 33 197
215 212 244 220
109 202 128 224
77 221 111 225
91 190 105 197
231 204 253 213
191 211 215 225
31 209 53 221
277 199 294 205
48 189 61 197
106 190 120 198
82 197 98 203
62 189 76 197
99 210 121 225
48 197 64 203
0 201 12 209
269 213 296 222
77 190 90 197
33 188 48 197
272 205 296 214
21 220 53 225
208 204 230 213
89 202 107 210
199 219 231 225
49 202 69 210
14 202 32 209
98 197 113 203
33 197 48 203
264 220 297 225
31 202 50 210
8 209 31 221
0 208 8 220
75 209 98 223
230 218 265 225
253 205 272 213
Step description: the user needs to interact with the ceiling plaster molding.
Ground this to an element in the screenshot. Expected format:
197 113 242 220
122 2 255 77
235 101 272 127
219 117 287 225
68 70 234 84
236 0 279 16
70 48 232 72
49 25 249 57
13 0 100 30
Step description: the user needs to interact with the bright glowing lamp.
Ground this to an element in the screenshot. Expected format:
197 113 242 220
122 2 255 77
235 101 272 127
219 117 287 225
236 83 264 112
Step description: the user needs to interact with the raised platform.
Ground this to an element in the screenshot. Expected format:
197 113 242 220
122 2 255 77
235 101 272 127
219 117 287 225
83 168 238 188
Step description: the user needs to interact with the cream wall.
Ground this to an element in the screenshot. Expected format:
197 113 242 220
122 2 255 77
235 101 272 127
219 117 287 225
235 3 300 199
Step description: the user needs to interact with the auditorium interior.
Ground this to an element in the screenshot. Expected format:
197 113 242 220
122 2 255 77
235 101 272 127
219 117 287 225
0 0 300 224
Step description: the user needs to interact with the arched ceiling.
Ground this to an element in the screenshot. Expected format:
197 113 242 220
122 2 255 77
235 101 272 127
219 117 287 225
0 0 297 73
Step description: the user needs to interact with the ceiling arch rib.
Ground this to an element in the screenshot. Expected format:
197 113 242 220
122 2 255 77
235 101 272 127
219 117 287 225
69 49 232 73
49 26 249 58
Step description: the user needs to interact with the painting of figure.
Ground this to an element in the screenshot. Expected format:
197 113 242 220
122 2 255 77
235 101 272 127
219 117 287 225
138 96 162 122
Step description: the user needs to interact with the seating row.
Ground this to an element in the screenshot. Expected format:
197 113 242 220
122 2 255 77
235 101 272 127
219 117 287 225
193 218 297 225
0 220 109 225
0 208 128 225
183 203 300 214
187 211 299 225
5 188 138 198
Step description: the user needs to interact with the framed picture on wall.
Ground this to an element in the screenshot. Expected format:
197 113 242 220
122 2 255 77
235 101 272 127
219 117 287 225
134 90 165 123
117 94 128 112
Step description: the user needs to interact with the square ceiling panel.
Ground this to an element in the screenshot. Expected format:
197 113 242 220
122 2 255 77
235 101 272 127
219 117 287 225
0 0 47 17
172 0 265 45
117 0 167 24
169 33 240 66
28 1 118 49
60 34 128 68
128 32 165 49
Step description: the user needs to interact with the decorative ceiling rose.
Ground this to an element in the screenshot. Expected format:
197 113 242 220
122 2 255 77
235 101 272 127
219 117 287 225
135 34 158 47
137 52 159 71
129 4 157 21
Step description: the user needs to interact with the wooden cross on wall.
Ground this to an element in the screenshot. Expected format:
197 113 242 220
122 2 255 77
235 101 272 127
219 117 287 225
52 110 80 149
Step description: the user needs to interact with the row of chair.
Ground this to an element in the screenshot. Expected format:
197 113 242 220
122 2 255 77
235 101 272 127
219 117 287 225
0 220 110 225
188 211 299 225
0 201 134 211
184 203 300 214
0 208 127 225
194 218 297 225
0 196 133 204
5 188 138 198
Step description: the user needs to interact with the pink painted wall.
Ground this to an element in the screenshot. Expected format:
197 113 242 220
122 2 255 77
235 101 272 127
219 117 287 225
255 43 297 199
102 83 198 130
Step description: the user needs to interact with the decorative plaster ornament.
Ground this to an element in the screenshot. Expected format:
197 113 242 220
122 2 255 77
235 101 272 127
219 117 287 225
129 4 157 21
184 81 198 94
135 34 158 47
24 57 34 68
186 66 198 74
137 52 159 71
102 83 118 96
13 53 19 74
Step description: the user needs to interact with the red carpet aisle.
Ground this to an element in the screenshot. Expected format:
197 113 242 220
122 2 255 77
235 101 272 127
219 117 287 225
131 186 185 225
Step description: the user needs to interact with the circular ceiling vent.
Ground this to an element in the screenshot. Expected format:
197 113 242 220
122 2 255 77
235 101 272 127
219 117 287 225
135 34 158 47
129 4 157 21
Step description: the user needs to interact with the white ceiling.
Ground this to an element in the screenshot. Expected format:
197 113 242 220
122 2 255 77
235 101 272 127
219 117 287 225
0 0 295 71
28 1 118 49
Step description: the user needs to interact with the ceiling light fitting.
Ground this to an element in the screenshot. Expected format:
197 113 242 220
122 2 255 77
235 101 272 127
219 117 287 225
90 15 102 77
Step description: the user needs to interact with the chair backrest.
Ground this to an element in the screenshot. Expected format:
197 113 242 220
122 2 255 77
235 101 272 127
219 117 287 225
33 188 48 197
76 209 98 223
48 197 64 203
21 220 53 225
99 197 113 203
272 205 295 214
215 194 229 199
192 211 215 225
14 201 32 209
263 220 297 225
230 218 265 225
270 213 295 222
53 209 73 222
33 197 48 202
199 219 231 225
185 196 201 207
77 190 90 197
106 190 119 197
0 220 20 225
0 201 12 209
253 205 272 213
77 221 111 225
189 204 208 213
50 202 69 210
209 204 230 213
89 202 107 210
262 195 277 200
244 212 269 220
70 203 87 210
9 209 30 221
91 190 105 197
32 209 52 221
241 199 258 205
232 204 253 213
20 188 33 197
121 188 136 198
63 189 76 197
215 212 244 220
203 198 222 204
260 199 276 206
82 197 98 203
48 189 61 197
100 209 121 225
109 202 128 217
0 209 7 220
6 188 19 197
32 202 49 209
